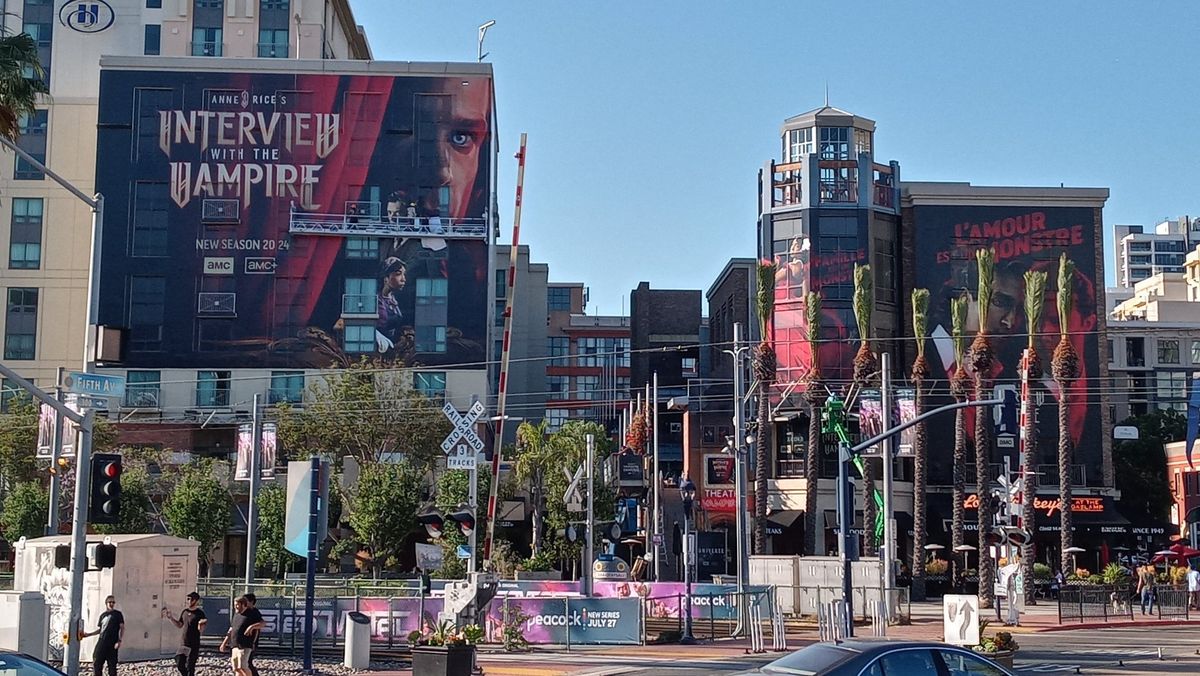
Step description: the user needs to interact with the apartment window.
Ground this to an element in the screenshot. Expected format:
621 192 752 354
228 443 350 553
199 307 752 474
124 371 161 407
1157 240 1187 253
1192 340 1200 365
257 28 289 58
4 288 37 359
1126 337 1145 367
615 376 630 398
495 269 507 299
269 371 304 404
414 371 446 404
577 337 600 367
191 27 223 56
343 278 373 314
415 326 447 353
786 127 813 161
576 375 600 401
874 238 896 303
9 198 42 269
548 336 569 365
343 322 374 354
1158 339 1181 365
1106 339 1114 364
681 357 698 378
546 375 569 399
853 128 871 156
144 24 161 55
545 408 568 432
21 18 50 85
146 0 162 6
1131 269 1150 281
129 276 165 351
1156 371 1188 401
345 237 379 259
494 299 505 327
548 287 572 312
132 182 169 256
1155 254 1185 266
1129 241 1152 252
260 0 288 8
1129 255 1151 265
195 371 230 407
14 111 47 180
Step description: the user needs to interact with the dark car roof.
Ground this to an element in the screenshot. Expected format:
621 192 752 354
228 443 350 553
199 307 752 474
758 640 1006 676
833 639 960 655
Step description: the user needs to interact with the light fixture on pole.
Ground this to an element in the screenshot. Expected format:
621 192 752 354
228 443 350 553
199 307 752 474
477 20 496 62
679 477 697 645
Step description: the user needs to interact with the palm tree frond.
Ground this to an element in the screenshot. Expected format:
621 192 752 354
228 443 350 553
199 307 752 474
1024 270 1048 349
852 264 873 345
975 247 995 334
1056 253 1075 340
755 260 777 339
911 288 929 361
950 293 968 368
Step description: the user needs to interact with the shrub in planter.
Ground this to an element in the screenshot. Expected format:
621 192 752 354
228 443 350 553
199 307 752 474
1102 563 1130 586
926 559 949 575
409 620 482 676
1033 563 1052 580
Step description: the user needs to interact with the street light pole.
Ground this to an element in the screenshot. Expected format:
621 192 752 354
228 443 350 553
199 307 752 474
585 433 595 597
729 322 749 593
880 352 895 622
679 477 696 644
652 371 660 581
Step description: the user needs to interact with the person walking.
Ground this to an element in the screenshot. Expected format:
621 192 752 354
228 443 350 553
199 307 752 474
1187 566 1200 610
163 592 206 676
219 596 264 676
81 595 124 676
1136 564 1157 616
243 593 264 676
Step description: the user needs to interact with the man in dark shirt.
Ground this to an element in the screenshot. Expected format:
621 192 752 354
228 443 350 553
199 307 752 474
220 596 264 676
163 591 207 676
82 595 124 676
243 593 264 676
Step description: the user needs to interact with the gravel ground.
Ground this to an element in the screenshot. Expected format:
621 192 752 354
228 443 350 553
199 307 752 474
82 654 408 675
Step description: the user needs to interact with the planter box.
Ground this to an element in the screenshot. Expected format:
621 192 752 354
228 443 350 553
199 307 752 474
411 645 476 676
982 650 1014 669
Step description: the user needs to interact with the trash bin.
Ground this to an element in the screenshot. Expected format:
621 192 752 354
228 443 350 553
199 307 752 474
344 611 371 669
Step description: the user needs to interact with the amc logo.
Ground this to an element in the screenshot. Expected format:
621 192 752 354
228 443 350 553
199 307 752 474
203 257 234 275
245 258 277 274
59 0 115 33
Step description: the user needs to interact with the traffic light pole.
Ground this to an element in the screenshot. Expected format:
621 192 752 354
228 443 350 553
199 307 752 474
245 393 262 587
584 434 595 597
47 366 65 536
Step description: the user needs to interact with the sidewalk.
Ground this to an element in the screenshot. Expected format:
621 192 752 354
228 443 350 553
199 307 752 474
889 599 1200 641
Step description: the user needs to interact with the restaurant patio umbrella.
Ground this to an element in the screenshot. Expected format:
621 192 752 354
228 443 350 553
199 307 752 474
1064 546 1086 572
924 543 945 564
1150 543 1200 566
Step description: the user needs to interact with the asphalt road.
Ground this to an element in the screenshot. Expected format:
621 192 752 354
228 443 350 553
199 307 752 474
1012 626 1200 674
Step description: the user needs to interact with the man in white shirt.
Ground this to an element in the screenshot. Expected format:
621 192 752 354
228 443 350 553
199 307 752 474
1187 566 1200 610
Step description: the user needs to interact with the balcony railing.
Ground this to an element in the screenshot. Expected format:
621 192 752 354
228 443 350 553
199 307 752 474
290 204 488 240
342 294 375 316
775 458 806 479
257 43 290 58
190 42 225 57
1037 464 1087 487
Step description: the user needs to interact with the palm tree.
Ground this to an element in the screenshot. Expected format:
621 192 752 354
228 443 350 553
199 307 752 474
969 247 997 609
852 263 878 556
1052 254 1079 567
1021 270 1049 604
804 291 823 556
950 294 969 561
513 420 552 558
910 288 931 602
0 31 48 142
753 260 778 554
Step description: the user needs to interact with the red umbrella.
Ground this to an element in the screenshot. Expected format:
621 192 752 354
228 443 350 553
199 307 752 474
1150 543 1200 565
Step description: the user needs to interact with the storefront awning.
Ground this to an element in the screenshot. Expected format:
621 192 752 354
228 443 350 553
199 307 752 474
766 510 803 537
925 492 1131 536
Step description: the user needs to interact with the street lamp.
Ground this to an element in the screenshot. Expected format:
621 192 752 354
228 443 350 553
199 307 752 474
680 477 697 645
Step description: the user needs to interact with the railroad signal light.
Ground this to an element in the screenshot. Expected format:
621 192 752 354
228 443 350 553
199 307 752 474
89 453 122 525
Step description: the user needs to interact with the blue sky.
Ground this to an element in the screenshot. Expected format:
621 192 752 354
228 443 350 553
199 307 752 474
354 1 1200 315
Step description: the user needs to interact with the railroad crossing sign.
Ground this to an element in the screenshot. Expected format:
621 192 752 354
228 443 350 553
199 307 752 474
441 401 486 469
563 465 585 512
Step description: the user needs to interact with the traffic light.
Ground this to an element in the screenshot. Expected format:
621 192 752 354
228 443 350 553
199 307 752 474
419 572 431 595
94 543 117 569
417 505 445 539
597 521 622 543
54 544 70 569
447 505 476 537
984 526 1005 548
89 453 122 525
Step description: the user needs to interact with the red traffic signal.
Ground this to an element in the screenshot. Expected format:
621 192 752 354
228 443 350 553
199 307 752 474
417 505 445 539
89 453 123 525
103 462 121 479
448 507 476 537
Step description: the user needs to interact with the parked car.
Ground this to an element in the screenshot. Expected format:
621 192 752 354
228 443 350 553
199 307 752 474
735 639 1015 675
0 652 67 676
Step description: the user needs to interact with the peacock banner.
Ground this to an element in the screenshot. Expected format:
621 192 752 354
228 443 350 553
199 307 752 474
93 65 494 369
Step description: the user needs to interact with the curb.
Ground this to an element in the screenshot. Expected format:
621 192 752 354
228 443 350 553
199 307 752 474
1034 619 1197 632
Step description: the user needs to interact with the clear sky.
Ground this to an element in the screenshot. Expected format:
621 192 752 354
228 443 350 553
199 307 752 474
352 1 1200 316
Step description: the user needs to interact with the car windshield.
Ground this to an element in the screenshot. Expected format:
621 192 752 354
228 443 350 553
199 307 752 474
762 644 858 675
0 654 65 676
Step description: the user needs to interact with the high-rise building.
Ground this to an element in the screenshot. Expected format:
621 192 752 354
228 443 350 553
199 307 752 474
1113 217 1200 287
0 0 369 392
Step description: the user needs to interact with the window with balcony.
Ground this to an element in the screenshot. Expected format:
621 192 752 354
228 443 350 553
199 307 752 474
818 127 849 160
257 28 289 58
345 237 379 259
9 198 42 269
343 278 373 315
1128 241 1152 252
269 371 304 404
4 288 37 359
1126 337 1145 367
191 27 223 56
14 111 47 180
495 269 507 299
853 128 871 156
1156 240 1187 252
1156 371 1188 403
414 371 446 404
681 357 698 378
1192 340 1200 365
124 371 161 407
786 127 813 161
21 17 50 86
1158 339 1180 364
196 371 230 407
548 286 572 312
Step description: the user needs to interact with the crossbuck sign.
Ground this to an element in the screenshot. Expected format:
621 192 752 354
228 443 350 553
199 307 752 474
441 401 486 469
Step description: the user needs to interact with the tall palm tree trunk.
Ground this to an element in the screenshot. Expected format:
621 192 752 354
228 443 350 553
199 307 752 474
1020 270 1048 605
753 261 778 555
1053 254 1079 569
803 292 823 556
950 295 970 574
910 289 930 602
852 265 878 558
970 248 996 609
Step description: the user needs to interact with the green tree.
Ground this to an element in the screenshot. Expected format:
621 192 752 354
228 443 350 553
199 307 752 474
968 248 997 608
162 460 233 572
0 399 39 490
803 292 823 556
347 460 424 576
0 30 49 142
851 263 879 556
254 483 299 578
1051 253 1079 569
512 420 551 558
276 359 452 471
1113 409 1184 524
1 481 46 541
93 467 152 535
1019 270 1049 605
541 421 617 572
752 260 777 554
